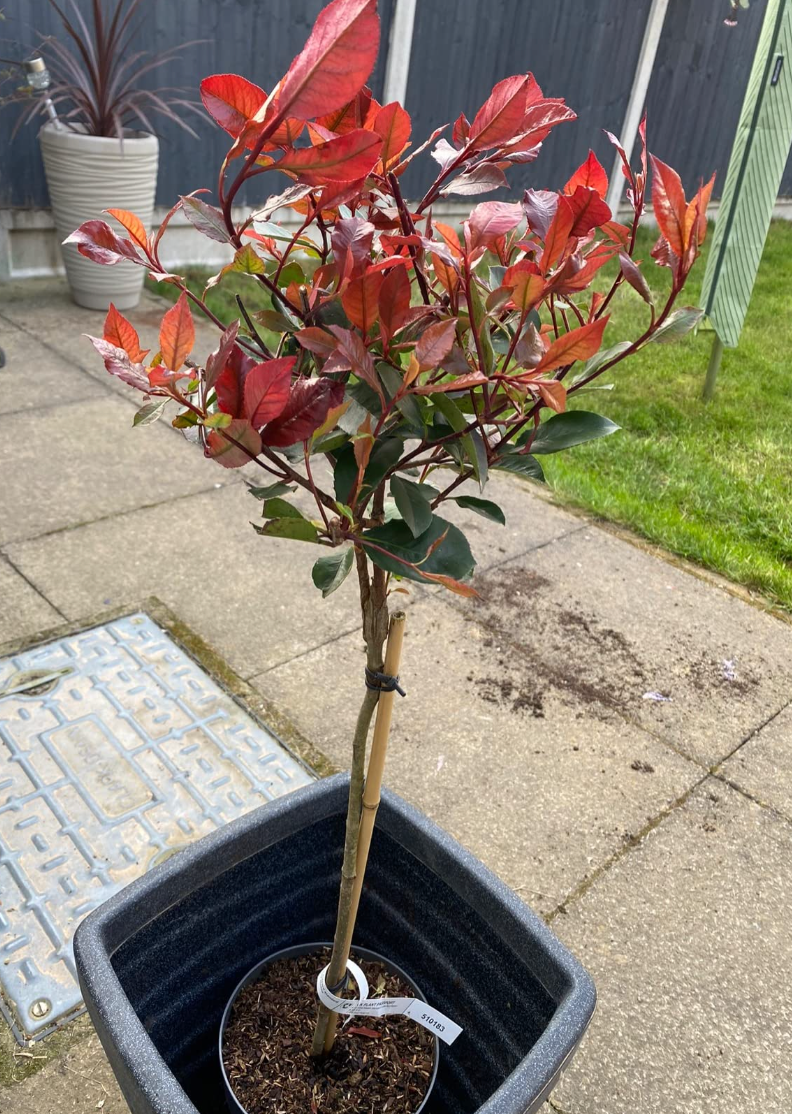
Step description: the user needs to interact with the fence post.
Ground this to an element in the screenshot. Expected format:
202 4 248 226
382 0 418 106
606 0 670 215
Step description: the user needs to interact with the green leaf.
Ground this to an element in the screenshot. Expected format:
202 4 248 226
261 497 308 520
312 548 354 597
431 395 488 490
488 265 507 289
133 398 168 427
453 496 506 525
204 411 233 429
466 429 489 491
390 477 434 537
247 482 295 500
647 306 704 345
525 411 620 454
333 437 403 503
361 516 475 584
338 397 371 435
467 276 496 375
252 517 320 542
312 430 349 453
252 308 296 333
172 410 199 428
377 362 426 433
574 341 632 384
493 453 545 482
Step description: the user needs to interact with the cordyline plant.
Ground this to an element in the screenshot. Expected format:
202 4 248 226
66 0 712 1063
4 0 200 137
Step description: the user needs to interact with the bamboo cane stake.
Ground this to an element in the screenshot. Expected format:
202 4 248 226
323 610 407 1053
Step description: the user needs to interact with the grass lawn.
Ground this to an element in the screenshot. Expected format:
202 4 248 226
147 220 792 610
545 220 792 611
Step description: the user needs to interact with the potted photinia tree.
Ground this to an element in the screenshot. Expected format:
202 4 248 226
68 2 711 1113
7 0 199 310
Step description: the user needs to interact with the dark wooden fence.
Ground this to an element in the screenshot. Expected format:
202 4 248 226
1 0 789 210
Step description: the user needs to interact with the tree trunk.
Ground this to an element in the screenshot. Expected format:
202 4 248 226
310 545 389 1056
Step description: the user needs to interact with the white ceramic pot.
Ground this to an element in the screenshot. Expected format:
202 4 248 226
39 123 158 311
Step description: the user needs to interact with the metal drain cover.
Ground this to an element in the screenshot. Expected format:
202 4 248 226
0 613 314 1040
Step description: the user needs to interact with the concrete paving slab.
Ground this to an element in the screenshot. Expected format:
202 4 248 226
550 779 792 1114
0 396 237 545
1 281 230 404
0 1028 127 1114
718 703 792 820
0 559 61 644
451 528 792 767
0 319 103 417
5 484 359 679
251 596 701 913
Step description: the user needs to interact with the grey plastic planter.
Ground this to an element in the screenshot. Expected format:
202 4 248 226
74 775 595 1114
40 123 158 311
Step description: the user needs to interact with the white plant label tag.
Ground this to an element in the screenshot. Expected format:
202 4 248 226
316 959 463 1045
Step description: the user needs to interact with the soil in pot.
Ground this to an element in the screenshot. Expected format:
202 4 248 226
222 948 435 1114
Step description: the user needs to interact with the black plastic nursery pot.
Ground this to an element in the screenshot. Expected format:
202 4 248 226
74 774 595 1114
219 942 440 1114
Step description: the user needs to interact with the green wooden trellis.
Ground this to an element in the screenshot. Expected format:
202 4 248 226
700 0 792 400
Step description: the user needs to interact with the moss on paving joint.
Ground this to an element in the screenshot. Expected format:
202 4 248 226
0 1012 96 1088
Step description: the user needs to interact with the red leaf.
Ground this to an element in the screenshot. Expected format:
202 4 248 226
452 113 470 147
63 220 141 266
565 185 612 237
378 265 411 347
413 372 487 394
200 74 266 137
328 326 382 400
205 321 240 391
468 74 530 151
85 335 149 391
650 155 687 258
278 0 380 119
619 254 654 306
205 419 262 469
539 195 575 273
105 208 148 249
467 201 523 251
243 357 295 427
278 130 382 185
503 262 545 314
683 172 715 252
261 378 345 447
331 217 375 278
535 378 567 413
372 102 411 169
415 318 458 372
534 317 609 372
516 99 577 147
103 304 148 364
440 163 509 197
563 151 608 198
216 346 257 417
295 327 339 357
434 222 463 260
342 269 383 332
522 189 558 240
317 87 377 134
159 293 194 371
